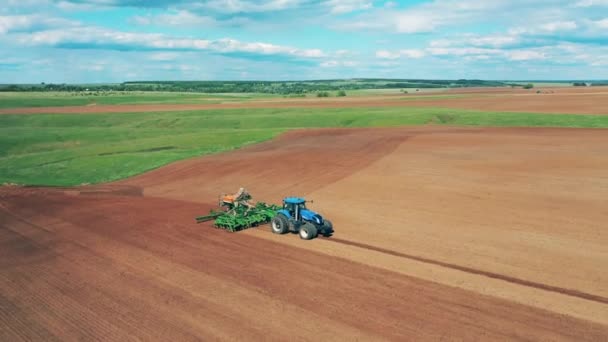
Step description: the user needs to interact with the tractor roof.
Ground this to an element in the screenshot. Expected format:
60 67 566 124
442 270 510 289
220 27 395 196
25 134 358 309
284 197 306 204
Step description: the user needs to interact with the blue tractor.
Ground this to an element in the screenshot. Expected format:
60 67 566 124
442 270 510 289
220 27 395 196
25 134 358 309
270 197 333 240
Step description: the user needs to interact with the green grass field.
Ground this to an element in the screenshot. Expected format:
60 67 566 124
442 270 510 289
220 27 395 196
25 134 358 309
0 92 273 108
2 107 607 186
0 89 459 106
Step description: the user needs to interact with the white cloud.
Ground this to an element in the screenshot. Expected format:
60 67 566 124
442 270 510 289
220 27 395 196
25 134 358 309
56 1 108 11
187 0 303 14
539 21 578 32
0 15 31 34
394 13 438 33
507 50 546 61
377 45 548 63
325 0 372 14
574 0 608 7
464 54 490 61
58 0 374 15
429 39 451 47
589 18 608 29
132 10 257 28
132 10 218 27
96 0 294 13
554 42 608 66
334 0 608 37
320 60 358 67
0 15 77 34
509 20 580 36
335 1 530 33
451 34 521 48
376 50 400 59
376 49 426 59
3 0 112 12
427 47 501 56
400 49 426 58
471 36 518 47
502 18 608 42
336 8 439 32
320 60 337 67
210 38 325 57
14 26 327 60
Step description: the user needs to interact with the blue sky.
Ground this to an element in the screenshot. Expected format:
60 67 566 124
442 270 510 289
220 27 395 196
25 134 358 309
1 0 607 82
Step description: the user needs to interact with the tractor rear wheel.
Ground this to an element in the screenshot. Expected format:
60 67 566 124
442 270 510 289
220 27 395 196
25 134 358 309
299 223 318 240
271 215 289 234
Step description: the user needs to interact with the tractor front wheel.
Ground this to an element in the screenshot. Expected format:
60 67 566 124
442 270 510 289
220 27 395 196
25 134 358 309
271 215 289 234
299 223 318 240
321 219 333 236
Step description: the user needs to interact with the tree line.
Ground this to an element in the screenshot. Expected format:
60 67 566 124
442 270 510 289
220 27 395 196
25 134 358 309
0 79 566 94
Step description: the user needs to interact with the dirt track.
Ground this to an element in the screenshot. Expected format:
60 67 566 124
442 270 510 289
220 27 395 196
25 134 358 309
1 86 607 115
2 126 608 340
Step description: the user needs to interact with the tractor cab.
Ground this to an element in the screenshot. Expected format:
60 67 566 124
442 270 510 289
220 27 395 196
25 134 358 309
282 197 307 219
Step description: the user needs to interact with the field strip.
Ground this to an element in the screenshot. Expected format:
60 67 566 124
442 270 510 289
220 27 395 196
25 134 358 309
1 95 607 115
247 227 608 325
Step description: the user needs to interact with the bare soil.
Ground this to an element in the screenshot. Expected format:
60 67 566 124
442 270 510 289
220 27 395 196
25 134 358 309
1 127 608 340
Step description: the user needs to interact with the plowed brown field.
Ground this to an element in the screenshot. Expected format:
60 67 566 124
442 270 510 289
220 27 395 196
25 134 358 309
2 126 608 340
2 86 608 115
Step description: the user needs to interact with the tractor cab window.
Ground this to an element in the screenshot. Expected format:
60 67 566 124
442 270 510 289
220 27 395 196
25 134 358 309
283 202 306 215
283 202 295 214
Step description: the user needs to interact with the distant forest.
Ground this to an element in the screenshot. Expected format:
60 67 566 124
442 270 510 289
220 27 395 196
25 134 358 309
1 79 606 94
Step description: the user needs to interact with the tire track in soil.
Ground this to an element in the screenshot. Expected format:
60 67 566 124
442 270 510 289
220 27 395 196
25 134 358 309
320 236 608 305
254 223 608 305
256 222 608 304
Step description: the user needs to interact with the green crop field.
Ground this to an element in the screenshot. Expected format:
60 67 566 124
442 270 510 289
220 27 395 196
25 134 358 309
2 107 608 186
340 88 449 96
